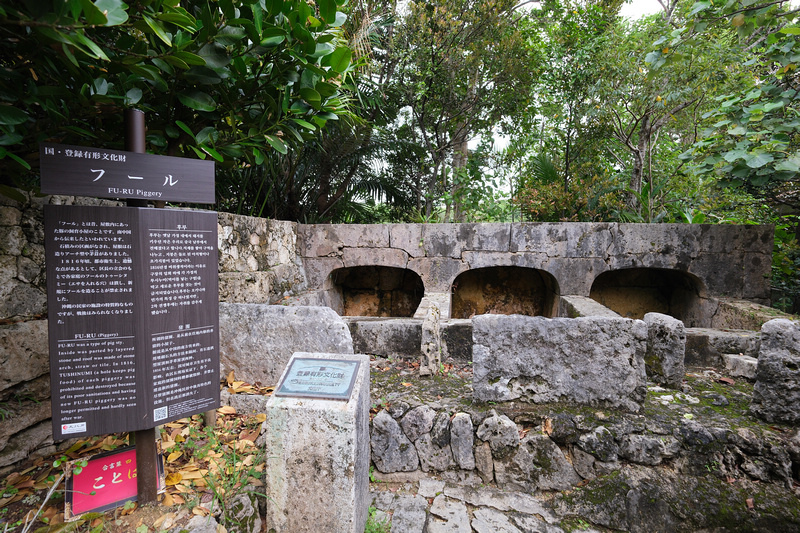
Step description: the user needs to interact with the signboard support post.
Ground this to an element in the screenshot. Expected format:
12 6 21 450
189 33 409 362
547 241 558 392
125 108 159 505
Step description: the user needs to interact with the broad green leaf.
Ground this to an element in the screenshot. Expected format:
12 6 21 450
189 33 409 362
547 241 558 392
775 159 800 172
291 118 316 130
319 0 336 23
324 47 351 73
300 88 321 106
72 30 110 60
175 120 196 140
265 135 288 154
184 66 223 85
728 125 746 135
81 0 108 25
174 51 206 66
0 105 29 126
0 184 28 202
332 11 347 27
143 14 172 46
156 12 198 31
723 150 748 162
162 55 190 70
779 26 800 35
199 144 224 162
745 152 774 168
0 148 31 170
196 126 216 144
198 43 231 68
178 90 216 111
215 25 247 46
94 0 129 25
0 132 23 146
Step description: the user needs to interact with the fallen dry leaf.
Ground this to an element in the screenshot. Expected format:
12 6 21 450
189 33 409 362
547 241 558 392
218 405 237 415
162 493 175 507
718 377 735 385
401 382 412 387
154 512 174 528
165 473 183 486
192 505 210 517
746 498 755 510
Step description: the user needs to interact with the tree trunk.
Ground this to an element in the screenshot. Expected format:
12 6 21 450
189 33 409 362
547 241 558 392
451 128 469 222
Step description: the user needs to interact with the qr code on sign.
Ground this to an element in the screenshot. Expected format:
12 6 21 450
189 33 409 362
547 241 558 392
153 406 168 422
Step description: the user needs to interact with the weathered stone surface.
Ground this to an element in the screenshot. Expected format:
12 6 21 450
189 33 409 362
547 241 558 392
750 319 800 424
175 514 221 533
558 295 621 318
0 400 50 452
427 495 470 533
225 492 262 533
265 353 369 533
420 306 443 376
0 206 22 226
685 327 760 367
618 434 680 466
0 281 47 318
577 426 619 463
383 493 428 533
472 508 524 533
0 226 25 255
722 353 758 379
219 390 267 416
342 246 409 269
371 410 419 473
388 224 425 258
416 434 454 472
441 320 472 363
219 303 353 386
346 318 422 359
509 515 566 533
494 434 581 491
443 485 557 521
418 478 446 499
644 312 686 389
473 315 647 412
474 441 494 483
450 413 475 470
0 320 49 393
543 414 580 445
0 421 53 468
218 272 271 303
476 411 519 457
400 406 436 442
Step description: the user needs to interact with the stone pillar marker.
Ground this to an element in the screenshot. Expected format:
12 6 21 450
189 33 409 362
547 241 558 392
265 352 370 533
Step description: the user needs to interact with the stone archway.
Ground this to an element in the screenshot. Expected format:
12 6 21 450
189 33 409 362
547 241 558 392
590 268 706 325
450 266 559 319
330 266 424 317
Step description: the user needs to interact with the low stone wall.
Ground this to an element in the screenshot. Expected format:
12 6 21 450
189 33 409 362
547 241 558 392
473 315 648 412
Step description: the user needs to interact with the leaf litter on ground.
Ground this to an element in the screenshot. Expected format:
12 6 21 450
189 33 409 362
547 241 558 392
0 373 271 532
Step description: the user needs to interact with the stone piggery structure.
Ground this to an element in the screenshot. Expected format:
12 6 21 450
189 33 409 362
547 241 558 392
3 191 800 531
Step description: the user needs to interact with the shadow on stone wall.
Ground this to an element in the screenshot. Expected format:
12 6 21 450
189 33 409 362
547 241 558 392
590 267 706 326
330 266 424 317
450 266 559 319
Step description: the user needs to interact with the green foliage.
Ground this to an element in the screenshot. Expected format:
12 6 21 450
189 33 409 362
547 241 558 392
0 0 357 198
654 1 800 203
364 506 391 533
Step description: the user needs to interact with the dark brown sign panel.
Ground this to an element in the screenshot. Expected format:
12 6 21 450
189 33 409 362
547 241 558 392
39 143 215 204
45 205 219 440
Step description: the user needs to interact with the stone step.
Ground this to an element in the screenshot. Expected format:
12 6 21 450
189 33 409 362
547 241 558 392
684 327 760 367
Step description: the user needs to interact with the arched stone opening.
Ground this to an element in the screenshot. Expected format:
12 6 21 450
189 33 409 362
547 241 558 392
450 267 559 319
330 266 424 317
590 268 706 324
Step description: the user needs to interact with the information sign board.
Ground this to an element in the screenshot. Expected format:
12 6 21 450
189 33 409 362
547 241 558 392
45 205 220 440
274 358 361 401
39 142 215 204
65 446 165 519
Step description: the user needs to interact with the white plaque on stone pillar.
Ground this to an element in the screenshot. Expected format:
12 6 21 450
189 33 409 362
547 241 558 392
265 352 370 533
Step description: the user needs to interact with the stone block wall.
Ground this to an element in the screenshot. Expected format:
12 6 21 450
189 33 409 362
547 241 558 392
297 223 775 315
